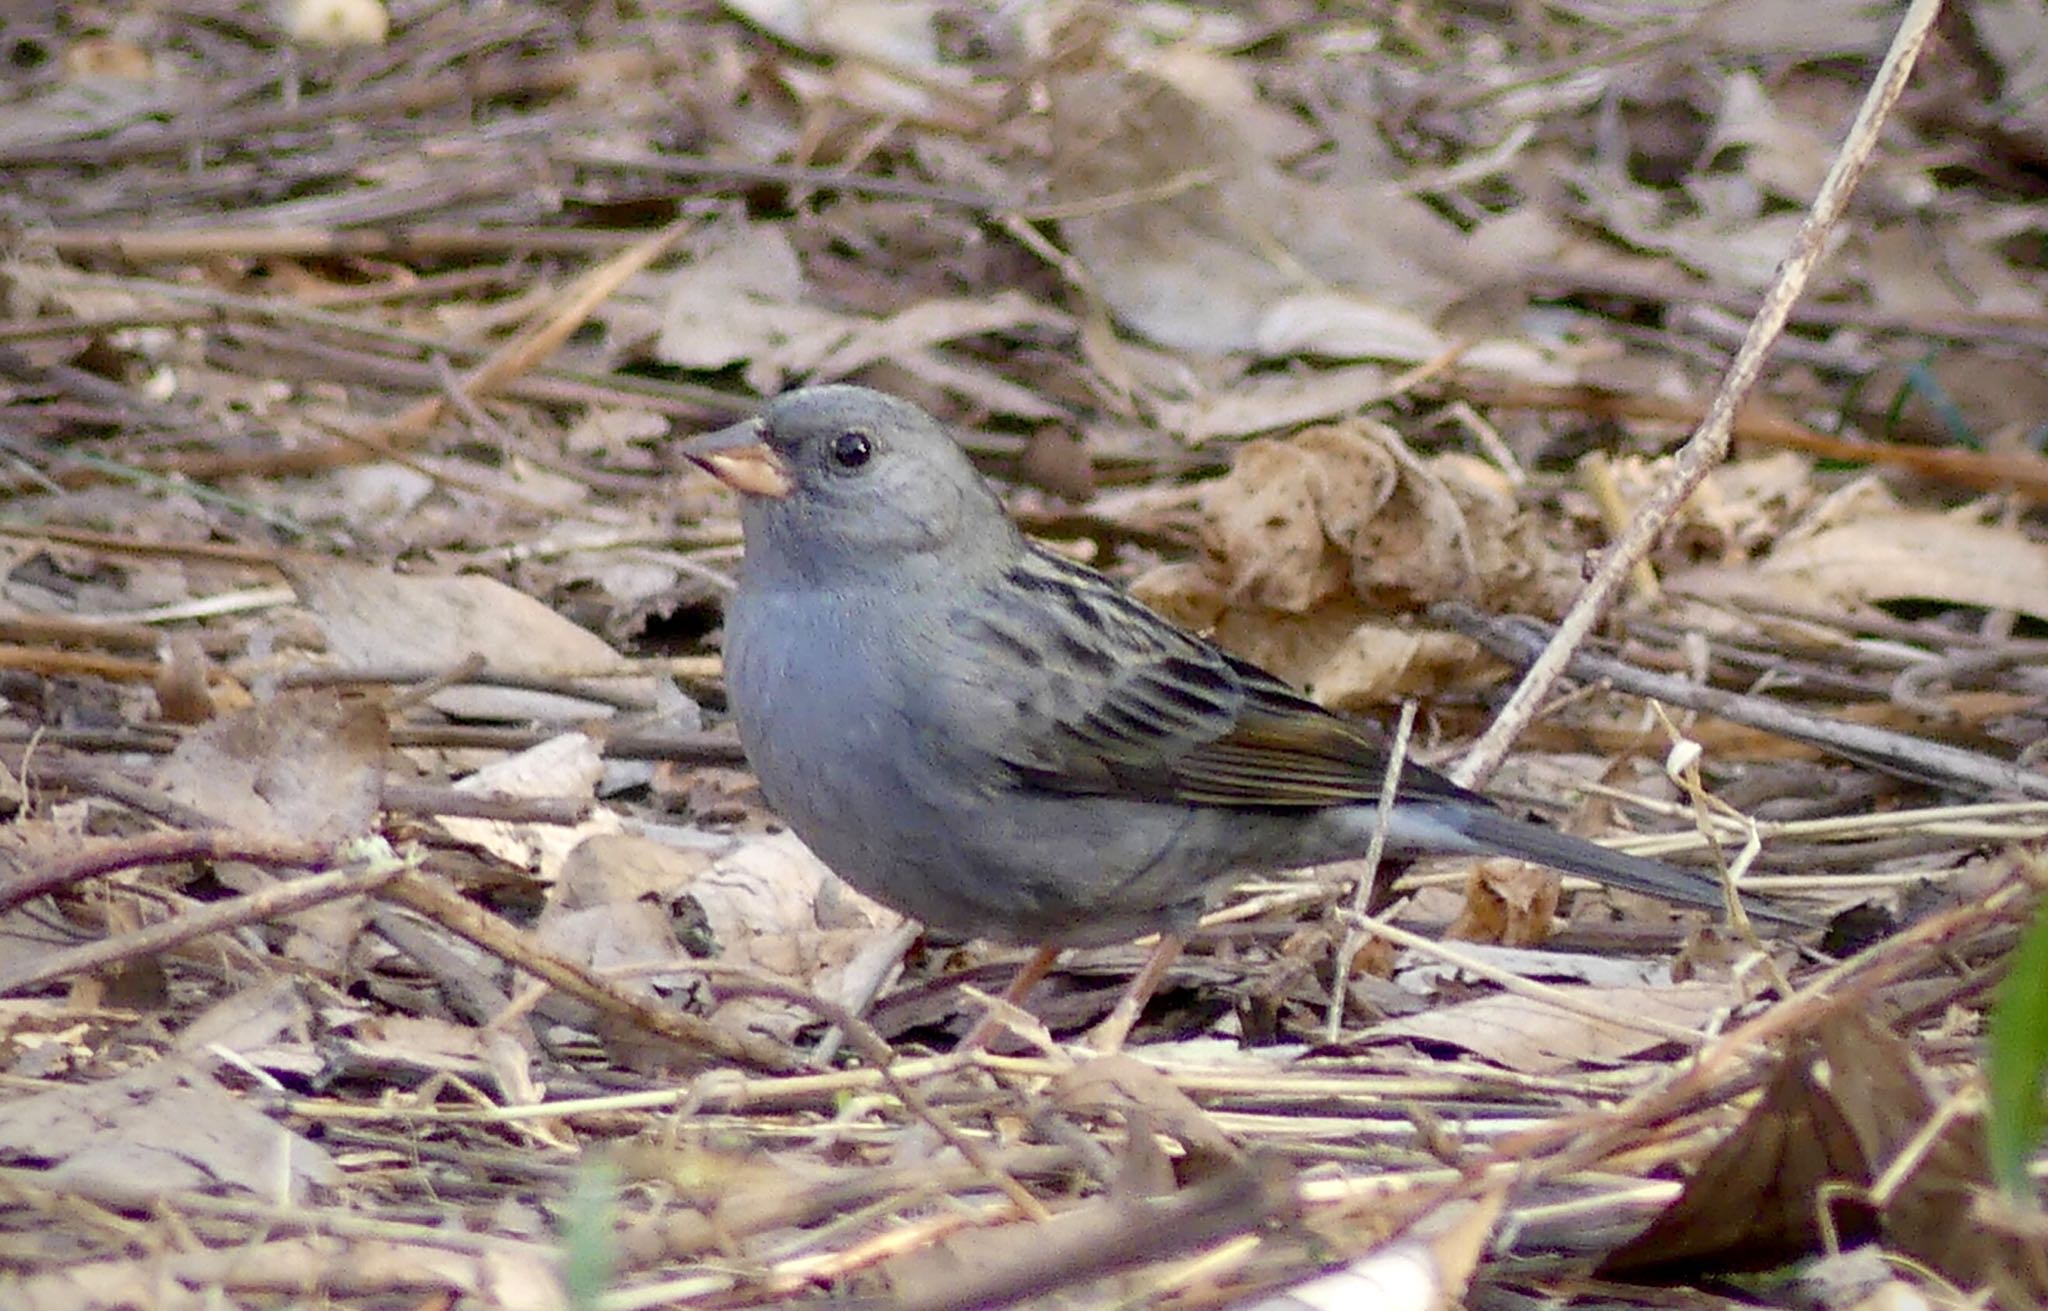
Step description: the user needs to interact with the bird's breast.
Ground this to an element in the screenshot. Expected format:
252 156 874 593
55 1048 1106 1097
721 582 951 860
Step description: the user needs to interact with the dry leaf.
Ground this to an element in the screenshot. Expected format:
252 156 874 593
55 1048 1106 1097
1447 858 1562 946
291 561 656 721
650 220 849 392
1040 14 1495 358
1601 1042 1876 1274
672 829 904 1040
1368 981 1735 1075
154 690 386 841
0 1064 337 1204
436 733 623 881
1758 513 2048 621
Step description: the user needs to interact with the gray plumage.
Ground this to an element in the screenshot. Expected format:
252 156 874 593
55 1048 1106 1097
685 385 1793 947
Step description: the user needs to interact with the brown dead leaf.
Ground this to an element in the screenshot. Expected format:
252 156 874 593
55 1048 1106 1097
1816 1016 2048 1306
1201 420 1575 619
1131 570 1502 709
153 690 386 841
1206 421 1477 613
1130 419 1566 705
1447 858 1562 947
1607 1012 2048 1302
1601 1041 1876 1274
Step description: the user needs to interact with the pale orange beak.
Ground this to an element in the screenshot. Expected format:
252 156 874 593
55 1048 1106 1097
680 418 794 499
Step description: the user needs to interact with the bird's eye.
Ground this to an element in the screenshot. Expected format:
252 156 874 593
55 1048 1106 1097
829 430 873 469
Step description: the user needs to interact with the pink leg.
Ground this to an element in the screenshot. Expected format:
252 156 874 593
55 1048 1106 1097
1086 934 1184 1053
957 945 1061 1053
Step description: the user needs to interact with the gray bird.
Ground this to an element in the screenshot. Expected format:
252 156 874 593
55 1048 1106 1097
684 386 1794 1048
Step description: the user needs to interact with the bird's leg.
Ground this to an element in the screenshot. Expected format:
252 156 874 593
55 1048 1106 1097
957 945 1061 1053
1085 934 1184 1053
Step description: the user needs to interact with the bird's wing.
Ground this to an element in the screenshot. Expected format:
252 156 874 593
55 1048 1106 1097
951 545 1481 811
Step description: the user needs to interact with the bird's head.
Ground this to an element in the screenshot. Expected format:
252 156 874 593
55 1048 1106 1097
683 385 1017 586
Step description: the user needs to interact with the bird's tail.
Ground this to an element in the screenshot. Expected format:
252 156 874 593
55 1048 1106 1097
1403 804 1808 929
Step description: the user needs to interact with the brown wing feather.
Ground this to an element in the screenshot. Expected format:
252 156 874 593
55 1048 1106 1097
982 547 1483 812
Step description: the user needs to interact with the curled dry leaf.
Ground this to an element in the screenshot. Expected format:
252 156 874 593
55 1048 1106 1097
1204 421 1568 614
1599 450 1817 565
1134 421 1562 705
1206 422 1476 613
1447 858 1563 947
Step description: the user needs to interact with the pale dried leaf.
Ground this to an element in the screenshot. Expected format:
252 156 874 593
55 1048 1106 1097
152 690 385 841
1148 364 1392 444
1252 293 1448 364
1971 0 2048 142
1217 617 1494 710
1602 450 1816 564
291 561 654 721
438 733 623 881
670 829 904 1039
1587 165 1820 289
537 833 707 1035
723 0 942 66
1395 942 1671 995
809 290 1066 381
1203 421 1544 617
652 221 853 393
1706 71 1836 204
0 1066 338 1203
1757 513 2048 621
1042 16 1493 356
1369 981 1736 1074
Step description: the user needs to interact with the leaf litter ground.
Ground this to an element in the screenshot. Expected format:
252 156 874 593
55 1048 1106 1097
2 3 2047 1307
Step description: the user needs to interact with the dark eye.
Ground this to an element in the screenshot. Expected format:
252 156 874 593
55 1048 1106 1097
830 430 873 469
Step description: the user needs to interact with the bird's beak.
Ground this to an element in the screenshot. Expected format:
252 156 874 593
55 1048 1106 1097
680 418 794 500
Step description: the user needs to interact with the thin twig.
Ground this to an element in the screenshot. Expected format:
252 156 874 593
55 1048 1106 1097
1325 701 1416 1042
